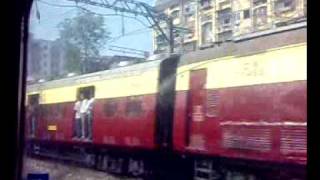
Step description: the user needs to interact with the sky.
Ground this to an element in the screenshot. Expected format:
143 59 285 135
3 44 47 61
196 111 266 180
29 0 156 56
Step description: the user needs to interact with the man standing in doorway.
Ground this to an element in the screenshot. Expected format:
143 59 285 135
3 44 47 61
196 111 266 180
73 95 81 140
80 93 88 140
86 92 95 141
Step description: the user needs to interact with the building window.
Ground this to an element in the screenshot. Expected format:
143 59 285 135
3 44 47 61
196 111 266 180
200 0 212 9
125 97 143 117
253 6 268 26
234 12 241 24
243 9 250 19
217 9 232 26
275 0 296 13
104 100 118 117
224 18 230 24
201 22 213 44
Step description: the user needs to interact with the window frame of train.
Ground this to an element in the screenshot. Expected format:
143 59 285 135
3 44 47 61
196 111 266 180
103 99 118 118
49 103 65 120
125 96 144 118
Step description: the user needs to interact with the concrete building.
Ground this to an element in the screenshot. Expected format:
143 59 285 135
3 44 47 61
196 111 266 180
27 36 66 82
153 0 306 53
27 35 145 82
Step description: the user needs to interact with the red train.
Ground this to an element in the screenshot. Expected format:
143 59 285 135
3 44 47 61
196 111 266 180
26 28 306 179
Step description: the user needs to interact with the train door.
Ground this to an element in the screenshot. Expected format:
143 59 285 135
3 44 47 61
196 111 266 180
186 69 207 150
27 94 39 138
76 86 95 141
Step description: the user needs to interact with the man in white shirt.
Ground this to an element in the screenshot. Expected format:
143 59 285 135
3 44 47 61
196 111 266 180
80 93 88 139
85 93 95 141
73 96 81 140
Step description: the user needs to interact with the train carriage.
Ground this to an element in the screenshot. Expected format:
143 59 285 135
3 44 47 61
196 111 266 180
26 59 170 149
173 28 306 179
26 26 306 179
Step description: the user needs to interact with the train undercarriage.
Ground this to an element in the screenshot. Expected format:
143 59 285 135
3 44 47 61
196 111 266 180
26 140 305 180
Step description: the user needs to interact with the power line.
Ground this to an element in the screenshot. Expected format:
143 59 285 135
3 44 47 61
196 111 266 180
107 28 151 43
75 5 151 28
38 0 151 28
65 0 174 53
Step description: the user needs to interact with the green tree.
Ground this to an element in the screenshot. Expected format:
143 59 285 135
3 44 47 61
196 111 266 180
58 11 110 73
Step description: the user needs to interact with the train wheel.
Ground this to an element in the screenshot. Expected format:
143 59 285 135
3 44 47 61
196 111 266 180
84 153 96 168
107 156 125 174
193 159 224 180
128 158 144 177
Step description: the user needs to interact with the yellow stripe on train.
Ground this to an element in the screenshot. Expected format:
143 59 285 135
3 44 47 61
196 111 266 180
28 69 159 104
175 43 306 91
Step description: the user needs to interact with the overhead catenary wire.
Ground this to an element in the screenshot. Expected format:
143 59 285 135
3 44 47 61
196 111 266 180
38 0 152 28
107 28 152 43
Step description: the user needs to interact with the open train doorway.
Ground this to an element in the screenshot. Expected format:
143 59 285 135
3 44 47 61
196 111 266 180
27 94 39 138
76 86 95 141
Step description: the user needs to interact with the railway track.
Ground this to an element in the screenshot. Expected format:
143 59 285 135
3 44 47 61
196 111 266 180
23 156 142 180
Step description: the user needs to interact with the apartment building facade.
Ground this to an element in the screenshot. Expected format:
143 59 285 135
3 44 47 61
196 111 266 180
153 0 306 53
27 37 67 82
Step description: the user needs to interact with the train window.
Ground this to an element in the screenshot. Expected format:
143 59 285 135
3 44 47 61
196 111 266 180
125 97 143 117
40 105 49 119
52 104 65 120
103 100 118 117
206 90 219 117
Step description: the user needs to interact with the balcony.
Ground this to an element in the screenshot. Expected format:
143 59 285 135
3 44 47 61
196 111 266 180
274 0 296 14
217 23 233 33
201 14 212 24
253 0 267 6
216 0 232 11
